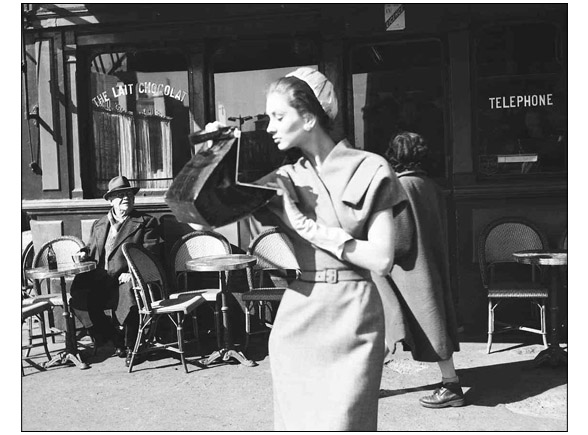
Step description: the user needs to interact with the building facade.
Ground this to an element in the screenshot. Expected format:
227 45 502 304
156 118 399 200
21 3 567 332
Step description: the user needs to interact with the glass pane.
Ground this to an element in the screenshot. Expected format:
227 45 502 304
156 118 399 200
215 66 315 132
475 23 566 176
476 22 561 77
90 49 190 195
351 40 446 180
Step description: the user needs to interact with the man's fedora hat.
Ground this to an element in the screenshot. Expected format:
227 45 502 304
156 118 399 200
103 175 140 200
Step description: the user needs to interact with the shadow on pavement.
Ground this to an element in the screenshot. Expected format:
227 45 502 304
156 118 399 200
380 359 567 407
459 359 567 407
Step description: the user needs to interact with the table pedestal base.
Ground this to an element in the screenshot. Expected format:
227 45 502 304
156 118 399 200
534 345 567 368
44 351 90 370
204 348 257 367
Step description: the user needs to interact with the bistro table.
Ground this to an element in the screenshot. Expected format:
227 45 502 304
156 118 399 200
25 261 96 370
185 254 258 367
513 249 568 367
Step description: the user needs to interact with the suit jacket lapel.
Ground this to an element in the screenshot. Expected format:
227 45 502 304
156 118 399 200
93 216 110 261
311 140 366 227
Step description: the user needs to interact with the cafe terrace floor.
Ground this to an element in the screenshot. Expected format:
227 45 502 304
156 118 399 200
20 325 568 432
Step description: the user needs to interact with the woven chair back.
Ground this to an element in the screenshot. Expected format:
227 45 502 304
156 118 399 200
484 222 546 264
478 217 548 286
170 230 232 273
33 236 85 268
248 228 299 271
246 227 299 289
21 241 35 293
122 243 167 312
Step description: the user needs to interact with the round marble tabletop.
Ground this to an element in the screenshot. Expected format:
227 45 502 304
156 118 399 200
512 250 567 266
185 254 257 272
25 261 97 280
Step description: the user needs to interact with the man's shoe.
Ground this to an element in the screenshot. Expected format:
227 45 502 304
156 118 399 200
113 347 126 358
419 383 465 408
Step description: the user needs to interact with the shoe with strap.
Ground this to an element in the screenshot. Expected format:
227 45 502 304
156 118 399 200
419 382 465 408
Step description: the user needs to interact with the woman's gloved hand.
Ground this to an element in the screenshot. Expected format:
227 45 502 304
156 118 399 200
275 176 352 260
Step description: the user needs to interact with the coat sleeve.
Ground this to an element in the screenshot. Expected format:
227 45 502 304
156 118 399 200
141 215 161 258
87 219 100 261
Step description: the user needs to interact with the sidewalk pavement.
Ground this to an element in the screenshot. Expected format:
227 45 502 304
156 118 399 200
20 326 568 432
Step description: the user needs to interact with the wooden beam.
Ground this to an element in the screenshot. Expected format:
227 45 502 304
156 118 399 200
36 39 60 191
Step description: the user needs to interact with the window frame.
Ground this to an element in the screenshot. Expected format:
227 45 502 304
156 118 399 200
347 35 452 187
79 44 193 198
471 19 567 181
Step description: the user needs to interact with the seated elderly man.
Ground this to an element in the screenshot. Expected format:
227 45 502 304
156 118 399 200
70 175 160 365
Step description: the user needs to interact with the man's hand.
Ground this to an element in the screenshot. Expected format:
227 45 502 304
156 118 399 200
118 273 132 284
75 248 89 262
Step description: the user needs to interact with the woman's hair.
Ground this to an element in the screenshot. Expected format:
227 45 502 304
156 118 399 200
267 76 333 130
385 131 429 173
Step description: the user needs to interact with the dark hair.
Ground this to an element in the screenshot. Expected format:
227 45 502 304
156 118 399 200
267 76 332 130
385 131 429 173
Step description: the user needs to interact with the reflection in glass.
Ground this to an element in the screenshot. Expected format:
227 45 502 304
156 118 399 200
351 39 446 181
90 50 189 195
475 22 567 176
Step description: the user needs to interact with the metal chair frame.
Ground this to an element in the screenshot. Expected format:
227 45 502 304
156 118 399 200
123 242 206 373
478 217 550 353
26 235 99 355
28 236 86 343
22 241 38 356
168 230 233 348
242 227 300 351
21 300 53 375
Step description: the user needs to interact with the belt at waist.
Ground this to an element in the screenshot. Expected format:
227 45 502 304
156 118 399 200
298 269 367 284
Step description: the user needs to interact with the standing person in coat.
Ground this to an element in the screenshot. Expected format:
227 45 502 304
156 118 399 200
70 175 161 365
247 67 408 430
377 131 464 408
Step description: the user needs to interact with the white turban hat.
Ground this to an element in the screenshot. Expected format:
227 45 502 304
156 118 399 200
286 67 338 121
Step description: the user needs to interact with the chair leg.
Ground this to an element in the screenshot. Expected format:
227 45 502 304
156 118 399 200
47 306 57 344
128 315 150 373
26 315 34 357
487 299 494 354
176 313 188 373
244 303 252 351
214 294 222 350
540 300 548 348
191 314 200 354
38 312 52 361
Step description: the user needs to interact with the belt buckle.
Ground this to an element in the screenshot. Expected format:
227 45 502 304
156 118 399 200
325 269 338 284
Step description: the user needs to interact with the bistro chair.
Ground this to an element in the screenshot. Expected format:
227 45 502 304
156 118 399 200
478 217 549 353
168 230 233 347
22 241 36 298
22 241 38 355
122 243 206 373
242 227 300 351
22 299 52 375
27 236 86 344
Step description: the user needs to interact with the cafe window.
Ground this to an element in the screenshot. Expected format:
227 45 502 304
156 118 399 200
211 38 318 133
89 49 190 196
474 22 567 178
350 39 447 182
